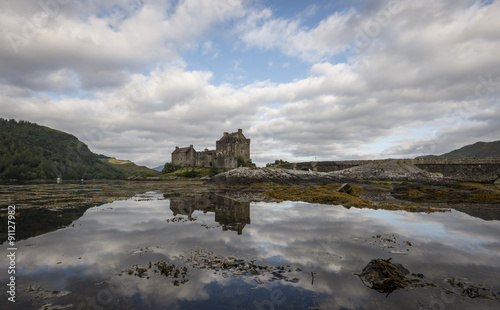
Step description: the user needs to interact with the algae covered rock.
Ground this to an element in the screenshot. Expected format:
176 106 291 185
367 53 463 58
337 183 354 194
444 277 500 300
357 258 413 294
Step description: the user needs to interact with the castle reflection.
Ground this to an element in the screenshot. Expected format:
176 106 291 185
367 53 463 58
169 194 250 235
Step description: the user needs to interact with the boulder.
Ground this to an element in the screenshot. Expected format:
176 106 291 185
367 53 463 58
357 258 412 294
337 183 353 194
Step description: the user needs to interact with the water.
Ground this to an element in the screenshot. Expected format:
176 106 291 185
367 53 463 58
1 191 500 309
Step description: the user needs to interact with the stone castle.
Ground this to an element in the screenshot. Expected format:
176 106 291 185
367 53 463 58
172 129 250 169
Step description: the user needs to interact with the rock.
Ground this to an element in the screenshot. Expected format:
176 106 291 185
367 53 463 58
208 167 341 185
358 260 500 300
357 258 412 294
199 176 211 180
337 183 353 194
444 277 500 300
329 160 443 182
210 161 446 185
40 304 73 310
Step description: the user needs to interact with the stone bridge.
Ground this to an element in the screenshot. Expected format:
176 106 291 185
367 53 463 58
281 158 500 183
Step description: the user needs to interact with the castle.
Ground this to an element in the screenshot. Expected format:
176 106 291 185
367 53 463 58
172 129 250 169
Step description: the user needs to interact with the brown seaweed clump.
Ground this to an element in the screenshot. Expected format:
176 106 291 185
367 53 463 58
356 258 426 294
357 259 500 302
124 261 189 286
445 278 500 301
263 184 449 213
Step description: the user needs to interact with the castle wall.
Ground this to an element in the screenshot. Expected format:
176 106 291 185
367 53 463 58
171 146 197 167
172 129 250 169
216 156 237 169
196 150 217 167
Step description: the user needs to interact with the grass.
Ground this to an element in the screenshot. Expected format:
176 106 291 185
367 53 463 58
103 158 159 178
107 158 132 165
162 167 207 178
262 184 449 213
461 182 500 192
369 180 405 185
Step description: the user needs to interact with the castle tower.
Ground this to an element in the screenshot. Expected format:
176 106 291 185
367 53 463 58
216 129 250 168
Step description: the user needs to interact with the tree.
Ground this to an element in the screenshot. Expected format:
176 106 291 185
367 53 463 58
181 168 199 178
162 162 182 174
266 159 289 167
208 164 220 177
0 118 124 180
237 156 256 168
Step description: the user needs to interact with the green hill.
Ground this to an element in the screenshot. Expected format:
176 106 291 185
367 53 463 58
100 157 159 177
0 118 126 180
417 140 500 159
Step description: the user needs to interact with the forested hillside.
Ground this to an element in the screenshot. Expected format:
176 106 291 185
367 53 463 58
0 119 124 180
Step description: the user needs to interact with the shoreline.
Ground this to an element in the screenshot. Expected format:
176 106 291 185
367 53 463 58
1 174 499 213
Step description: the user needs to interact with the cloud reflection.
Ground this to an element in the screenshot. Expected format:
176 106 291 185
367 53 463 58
4 194 500 309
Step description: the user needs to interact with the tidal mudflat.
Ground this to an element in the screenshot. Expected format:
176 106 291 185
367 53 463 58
1 181 499 309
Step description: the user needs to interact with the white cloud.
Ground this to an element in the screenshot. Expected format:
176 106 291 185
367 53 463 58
0 0 499 167
237 7 355 62
0 0 245 91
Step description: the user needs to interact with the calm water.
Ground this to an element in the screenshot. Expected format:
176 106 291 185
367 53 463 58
1 191 500 309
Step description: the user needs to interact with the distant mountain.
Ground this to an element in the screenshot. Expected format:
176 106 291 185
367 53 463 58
152 165 164 172
417 140 500 159
0 119 155 180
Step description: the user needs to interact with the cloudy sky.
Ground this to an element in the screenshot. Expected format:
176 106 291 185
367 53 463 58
0 0 499 168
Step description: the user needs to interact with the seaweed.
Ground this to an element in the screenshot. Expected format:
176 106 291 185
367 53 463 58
262 184 449 213
356 258 433 295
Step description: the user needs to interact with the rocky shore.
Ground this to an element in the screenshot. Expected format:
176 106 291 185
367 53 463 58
209 167 342 185
328 160 444 182
209 160 444 185
208 161 500 214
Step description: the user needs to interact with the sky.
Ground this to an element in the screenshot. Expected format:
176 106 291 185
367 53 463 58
0 0 499 168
